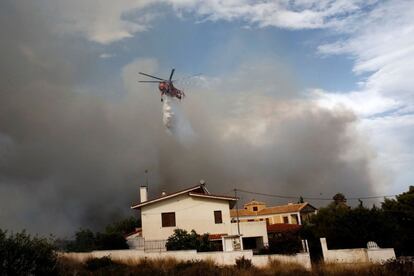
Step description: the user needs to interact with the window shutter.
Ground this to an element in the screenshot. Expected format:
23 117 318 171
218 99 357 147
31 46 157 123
214 210 222 224
162 212 176 227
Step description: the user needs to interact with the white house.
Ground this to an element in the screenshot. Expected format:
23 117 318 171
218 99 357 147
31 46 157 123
130 183 268 252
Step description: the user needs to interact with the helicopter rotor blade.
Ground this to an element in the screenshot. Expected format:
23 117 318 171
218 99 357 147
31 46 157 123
171 73 202 83
139 72 165 81
169 68 175 81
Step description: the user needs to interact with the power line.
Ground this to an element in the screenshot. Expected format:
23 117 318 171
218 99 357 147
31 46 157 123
235 188 398 201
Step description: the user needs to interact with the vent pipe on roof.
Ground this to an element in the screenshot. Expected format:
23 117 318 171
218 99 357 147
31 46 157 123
140 186 148 203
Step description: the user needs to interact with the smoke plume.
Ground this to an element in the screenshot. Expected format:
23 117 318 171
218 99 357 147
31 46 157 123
0 1 386 236
162 96 195 144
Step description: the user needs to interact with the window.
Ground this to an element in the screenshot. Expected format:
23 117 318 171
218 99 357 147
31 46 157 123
161 212 176 227
214 210 223 224
283 216 289 224
291 214 299 224
253 206 258 211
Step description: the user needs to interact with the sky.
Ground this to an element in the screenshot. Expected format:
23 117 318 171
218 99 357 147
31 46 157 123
1 0 413 236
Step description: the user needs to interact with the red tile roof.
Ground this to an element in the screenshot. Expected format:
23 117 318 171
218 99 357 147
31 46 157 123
208 233 226 240
267 223 302 233
125 228 142 238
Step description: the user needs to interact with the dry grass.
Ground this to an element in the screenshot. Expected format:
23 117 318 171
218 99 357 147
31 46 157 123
56 255 414 276
265 259 310 275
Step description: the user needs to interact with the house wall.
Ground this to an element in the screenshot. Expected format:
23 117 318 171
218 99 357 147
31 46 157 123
229 221 269 245
126 236 144 250
235 212 301 225
273 215 282 223
61 250 312 269
141 194 232 240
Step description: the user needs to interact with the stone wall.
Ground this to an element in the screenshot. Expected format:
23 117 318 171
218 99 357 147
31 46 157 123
61 249 311 269
320 238 396 264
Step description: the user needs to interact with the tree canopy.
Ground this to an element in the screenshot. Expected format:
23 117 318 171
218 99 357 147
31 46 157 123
301 186 414 257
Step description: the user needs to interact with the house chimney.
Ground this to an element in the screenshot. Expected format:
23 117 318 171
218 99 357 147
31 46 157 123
140 186 148 203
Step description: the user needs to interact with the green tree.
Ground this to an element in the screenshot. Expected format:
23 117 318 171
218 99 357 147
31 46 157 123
105 216 141 235
301 193 396 260
95 232 128 250
381 186 414 255
66 229 96 252
261 232 302 255
0 229 57 275
66 228 128 252
66 217 139 252
166 229 198 251
331 193 349 209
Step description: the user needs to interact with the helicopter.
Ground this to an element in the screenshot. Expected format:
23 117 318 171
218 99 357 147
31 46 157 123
139 68 185 102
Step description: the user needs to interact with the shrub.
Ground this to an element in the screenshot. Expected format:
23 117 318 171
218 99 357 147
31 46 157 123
0 229 57 275
84 256 118 271
383 258 414 275
166 229 198 251
165 229 218 252
235 256 253 270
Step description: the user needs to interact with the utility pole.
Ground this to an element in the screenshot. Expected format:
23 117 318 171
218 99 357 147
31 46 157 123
234 188 240 236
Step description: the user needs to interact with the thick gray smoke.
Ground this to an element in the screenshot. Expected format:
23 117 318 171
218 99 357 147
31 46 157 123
0 1 384 236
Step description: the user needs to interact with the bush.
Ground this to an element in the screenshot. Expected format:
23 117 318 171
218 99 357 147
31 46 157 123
166 229 198 251
84 256 119 271
166 229 218 252
0 229 57 275
235 256 253 270
383 258 414 275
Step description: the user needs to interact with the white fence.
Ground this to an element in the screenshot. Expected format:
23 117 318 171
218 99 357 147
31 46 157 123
320 238 396 264
61 249 312 269
144 240 167 252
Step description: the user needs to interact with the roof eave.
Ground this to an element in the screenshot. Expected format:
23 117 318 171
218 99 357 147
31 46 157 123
131 184 206 209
